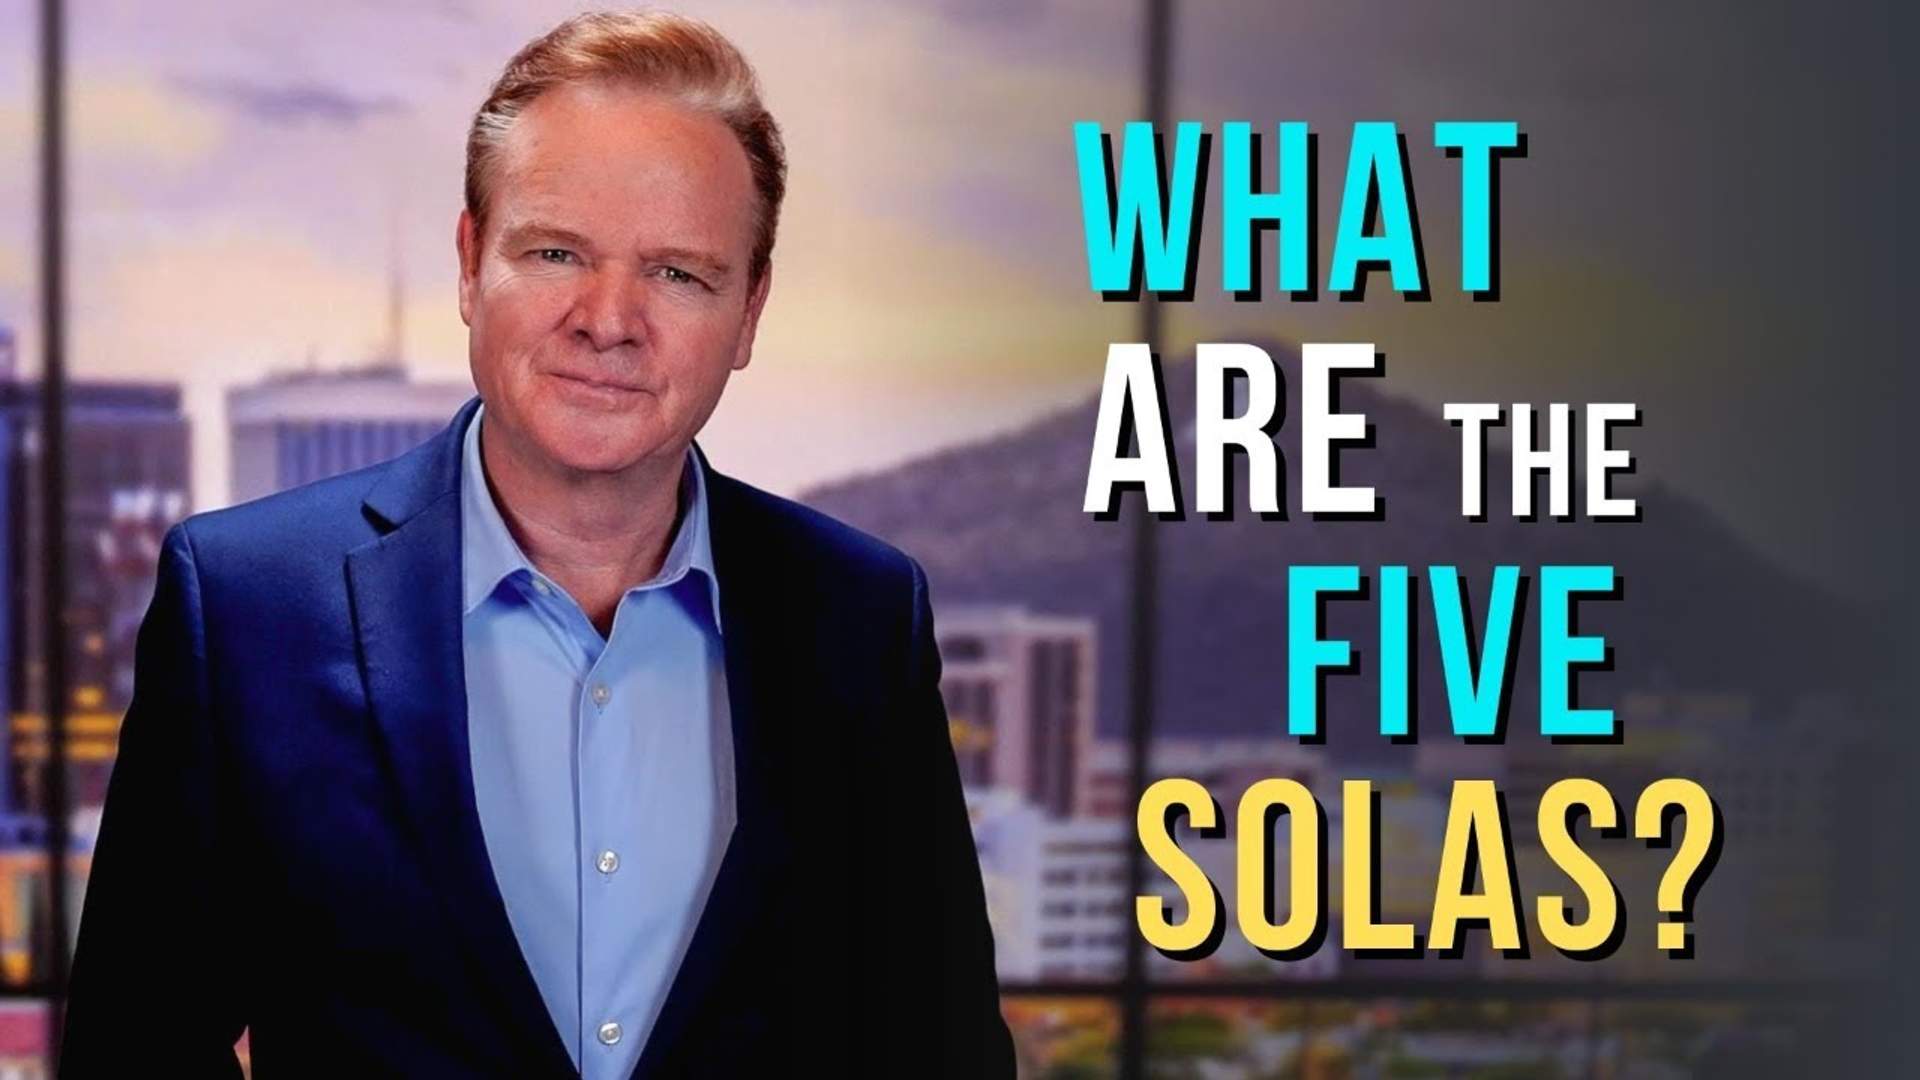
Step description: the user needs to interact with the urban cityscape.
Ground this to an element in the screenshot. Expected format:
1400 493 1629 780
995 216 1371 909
0 316 1889 1076
0 0 1900 1071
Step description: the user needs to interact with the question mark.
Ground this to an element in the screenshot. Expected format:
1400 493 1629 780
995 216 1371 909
1633 778 1722 955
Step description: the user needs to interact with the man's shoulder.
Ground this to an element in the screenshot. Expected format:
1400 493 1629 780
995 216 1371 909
705 466 923 595
170 458 392 575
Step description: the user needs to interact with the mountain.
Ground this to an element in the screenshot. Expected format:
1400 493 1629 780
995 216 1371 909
801 341 1864 757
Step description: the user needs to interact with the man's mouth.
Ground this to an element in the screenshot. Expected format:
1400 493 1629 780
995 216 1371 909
549 371 649 394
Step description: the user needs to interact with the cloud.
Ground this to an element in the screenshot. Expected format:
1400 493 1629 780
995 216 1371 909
170 75 407 127
0 75 225 173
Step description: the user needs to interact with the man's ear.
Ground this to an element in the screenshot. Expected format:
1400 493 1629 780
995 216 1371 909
731 263 774 371
456 210 479 327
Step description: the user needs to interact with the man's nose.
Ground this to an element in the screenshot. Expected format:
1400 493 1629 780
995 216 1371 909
568 267 648 352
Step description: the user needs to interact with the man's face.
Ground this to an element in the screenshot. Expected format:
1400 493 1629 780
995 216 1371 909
456 79 770 477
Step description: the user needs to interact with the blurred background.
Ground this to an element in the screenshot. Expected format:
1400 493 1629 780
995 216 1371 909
0 0 1911 1076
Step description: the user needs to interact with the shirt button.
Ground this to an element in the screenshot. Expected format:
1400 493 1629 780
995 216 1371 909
596 849 619 875
531 578 551 596
590 682 611 706
598 1021 622 1046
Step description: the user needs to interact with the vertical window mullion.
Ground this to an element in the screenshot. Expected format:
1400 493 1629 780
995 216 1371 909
1117 1 1173 1077
35 0 75 1068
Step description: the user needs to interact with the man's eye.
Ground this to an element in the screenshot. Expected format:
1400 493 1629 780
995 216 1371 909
657 266 699 286
534 249 575 264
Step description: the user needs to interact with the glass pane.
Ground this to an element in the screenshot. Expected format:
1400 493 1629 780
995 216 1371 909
1144 0 1902 1067
787 0 1144 996
0 0 57 1016
55 0 1146 1069
1004 996 1120 1079
1101 0 1900 1065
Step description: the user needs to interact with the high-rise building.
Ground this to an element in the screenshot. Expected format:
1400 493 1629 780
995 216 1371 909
938 606 1096 818
226 362 474 504
966 788 1131 981
0 365 190 813
967 787 1339 982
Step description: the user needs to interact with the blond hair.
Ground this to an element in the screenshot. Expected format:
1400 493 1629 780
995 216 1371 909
466 10 787 284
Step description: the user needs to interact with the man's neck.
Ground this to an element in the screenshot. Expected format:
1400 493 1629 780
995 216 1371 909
479 417 686 636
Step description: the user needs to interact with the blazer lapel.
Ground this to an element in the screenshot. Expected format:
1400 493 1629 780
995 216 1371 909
631 450 790 1078
344 397 577 1076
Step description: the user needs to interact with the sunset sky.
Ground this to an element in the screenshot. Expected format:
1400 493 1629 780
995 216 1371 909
0 0 1900 602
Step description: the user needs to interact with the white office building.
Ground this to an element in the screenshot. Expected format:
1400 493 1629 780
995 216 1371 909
227 363 474 504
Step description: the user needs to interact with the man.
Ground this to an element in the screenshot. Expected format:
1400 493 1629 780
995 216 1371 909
60 11 1015 1078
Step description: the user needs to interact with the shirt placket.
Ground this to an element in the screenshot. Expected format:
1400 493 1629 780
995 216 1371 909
526 573 626 1073
577 594 637 1077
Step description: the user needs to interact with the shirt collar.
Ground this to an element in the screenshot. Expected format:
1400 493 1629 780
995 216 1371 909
459 401 722 633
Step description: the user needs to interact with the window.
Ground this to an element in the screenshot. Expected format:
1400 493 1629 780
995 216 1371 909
12 1 1895 1077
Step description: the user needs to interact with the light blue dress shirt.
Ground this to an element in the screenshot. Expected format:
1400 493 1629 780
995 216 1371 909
460 402 734 1078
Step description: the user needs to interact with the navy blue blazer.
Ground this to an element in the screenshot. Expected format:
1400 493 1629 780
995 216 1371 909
60 396 1015 1078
